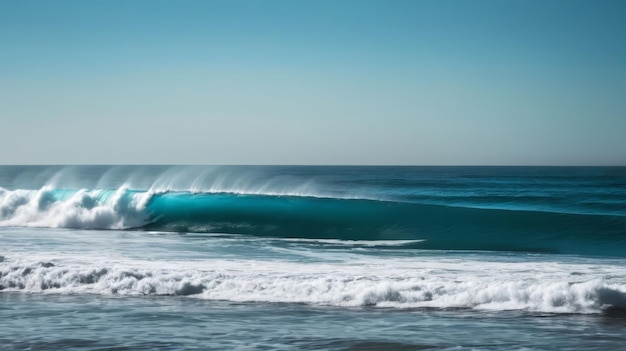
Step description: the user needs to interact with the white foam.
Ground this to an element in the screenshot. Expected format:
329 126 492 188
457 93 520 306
0 187 151 229
2 254 625 314
280 238 424 246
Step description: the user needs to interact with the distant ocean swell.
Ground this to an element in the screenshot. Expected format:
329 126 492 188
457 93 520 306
2 256 626 314
1 187 625 256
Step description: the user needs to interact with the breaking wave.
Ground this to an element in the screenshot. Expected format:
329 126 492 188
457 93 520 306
1 186 625 256
0 187 151 229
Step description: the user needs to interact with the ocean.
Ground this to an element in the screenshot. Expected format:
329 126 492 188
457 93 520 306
1 165 625 350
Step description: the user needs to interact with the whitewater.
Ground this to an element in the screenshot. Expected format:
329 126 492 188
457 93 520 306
1 165 626 350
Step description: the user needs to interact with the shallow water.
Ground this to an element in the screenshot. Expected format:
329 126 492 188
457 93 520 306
3 293 626 350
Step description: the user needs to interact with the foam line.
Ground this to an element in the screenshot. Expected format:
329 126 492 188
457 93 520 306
2 256 625 313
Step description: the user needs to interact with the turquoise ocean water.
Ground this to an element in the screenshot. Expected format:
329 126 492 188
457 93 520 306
1 166 626 350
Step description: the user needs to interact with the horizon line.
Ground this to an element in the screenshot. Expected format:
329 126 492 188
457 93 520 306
1 164 625 167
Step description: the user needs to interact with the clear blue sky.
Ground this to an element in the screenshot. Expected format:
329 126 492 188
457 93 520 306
1 0 624 165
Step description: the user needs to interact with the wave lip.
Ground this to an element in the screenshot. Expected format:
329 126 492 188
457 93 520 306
2 258 626 314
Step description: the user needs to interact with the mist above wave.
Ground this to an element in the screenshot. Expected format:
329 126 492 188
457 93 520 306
0 165 341 198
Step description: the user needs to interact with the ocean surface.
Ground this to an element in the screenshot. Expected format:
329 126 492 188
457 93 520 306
1 165 625 350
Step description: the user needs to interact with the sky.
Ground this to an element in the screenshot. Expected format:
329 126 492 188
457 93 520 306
1 0 625 165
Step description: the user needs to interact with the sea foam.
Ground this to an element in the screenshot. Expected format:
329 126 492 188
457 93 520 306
0 187 151 229
2 255 625 314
